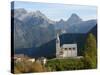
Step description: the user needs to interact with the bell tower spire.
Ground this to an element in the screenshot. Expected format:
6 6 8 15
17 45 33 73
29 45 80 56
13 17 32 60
56 33 60 43
56 33 60 58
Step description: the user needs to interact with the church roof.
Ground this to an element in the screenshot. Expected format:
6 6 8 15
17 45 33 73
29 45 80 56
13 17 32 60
61 43 77 48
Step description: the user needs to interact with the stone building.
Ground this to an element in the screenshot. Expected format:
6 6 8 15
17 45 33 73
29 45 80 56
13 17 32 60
56 34 77 58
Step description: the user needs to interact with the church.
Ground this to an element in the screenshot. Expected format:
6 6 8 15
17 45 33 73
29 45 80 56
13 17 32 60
56 34 77 58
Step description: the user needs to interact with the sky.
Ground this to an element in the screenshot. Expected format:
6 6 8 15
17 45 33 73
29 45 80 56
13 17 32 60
12 1 97 21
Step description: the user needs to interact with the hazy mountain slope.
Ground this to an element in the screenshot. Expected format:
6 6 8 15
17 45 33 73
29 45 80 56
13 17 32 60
15 24 97 58
55 13 96 33
67 20 97 33
12 9 56 49
12 8 97 50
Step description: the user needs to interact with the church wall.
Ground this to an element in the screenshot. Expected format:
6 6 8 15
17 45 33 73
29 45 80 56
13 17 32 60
62 46 77 57
72 50 76 57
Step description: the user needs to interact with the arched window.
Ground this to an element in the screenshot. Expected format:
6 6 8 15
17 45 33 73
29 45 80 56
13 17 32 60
65 48 68 50
69 48 71 50
73 47 75 50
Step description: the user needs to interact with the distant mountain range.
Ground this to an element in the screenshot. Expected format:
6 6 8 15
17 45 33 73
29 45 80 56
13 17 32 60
15 25 97 58
11 8 97 49
55 13 96 33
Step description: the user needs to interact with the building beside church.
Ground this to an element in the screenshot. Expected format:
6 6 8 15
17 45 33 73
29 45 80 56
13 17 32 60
56 34 77 58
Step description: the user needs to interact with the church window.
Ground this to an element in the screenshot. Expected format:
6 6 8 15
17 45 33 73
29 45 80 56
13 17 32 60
69 48 71 50
65 48 68 50
73 47 75 50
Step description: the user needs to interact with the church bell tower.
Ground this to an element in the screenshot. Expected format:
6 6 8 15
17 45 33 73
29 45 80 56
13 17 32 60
56 33 60 58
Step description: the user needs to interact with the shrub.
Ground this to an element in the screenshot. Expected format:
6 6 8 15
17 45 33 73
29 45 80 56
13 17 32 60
14 59 47 73
46 58 84 71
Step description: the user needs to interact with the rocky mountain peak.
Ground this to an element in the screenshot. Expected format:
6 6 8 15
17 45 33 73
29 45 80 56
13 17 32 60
66 13 82 25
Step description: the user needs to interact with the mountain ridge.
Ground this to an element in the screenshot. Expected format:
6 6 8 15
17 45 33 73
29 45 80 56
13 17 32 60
12 8 97 49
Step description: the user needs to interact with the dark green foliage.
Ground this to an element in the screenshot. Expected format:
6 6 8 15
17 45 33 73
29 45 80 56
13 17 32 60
83 33 97 69
46 58 84 71
14 33 97 73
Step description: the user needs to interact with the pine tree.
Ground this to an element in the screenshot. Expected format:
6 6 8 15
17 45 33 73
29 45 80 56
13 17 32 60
84 33 97 69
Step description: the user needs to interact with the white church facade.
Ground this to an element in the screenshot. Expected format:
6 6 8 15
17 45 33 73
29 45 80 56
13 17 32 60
56 34 77 58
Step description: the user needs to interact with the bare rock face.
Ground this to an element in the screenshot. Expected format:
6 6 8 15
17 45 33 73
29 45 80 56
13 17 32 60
12 8 97 49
